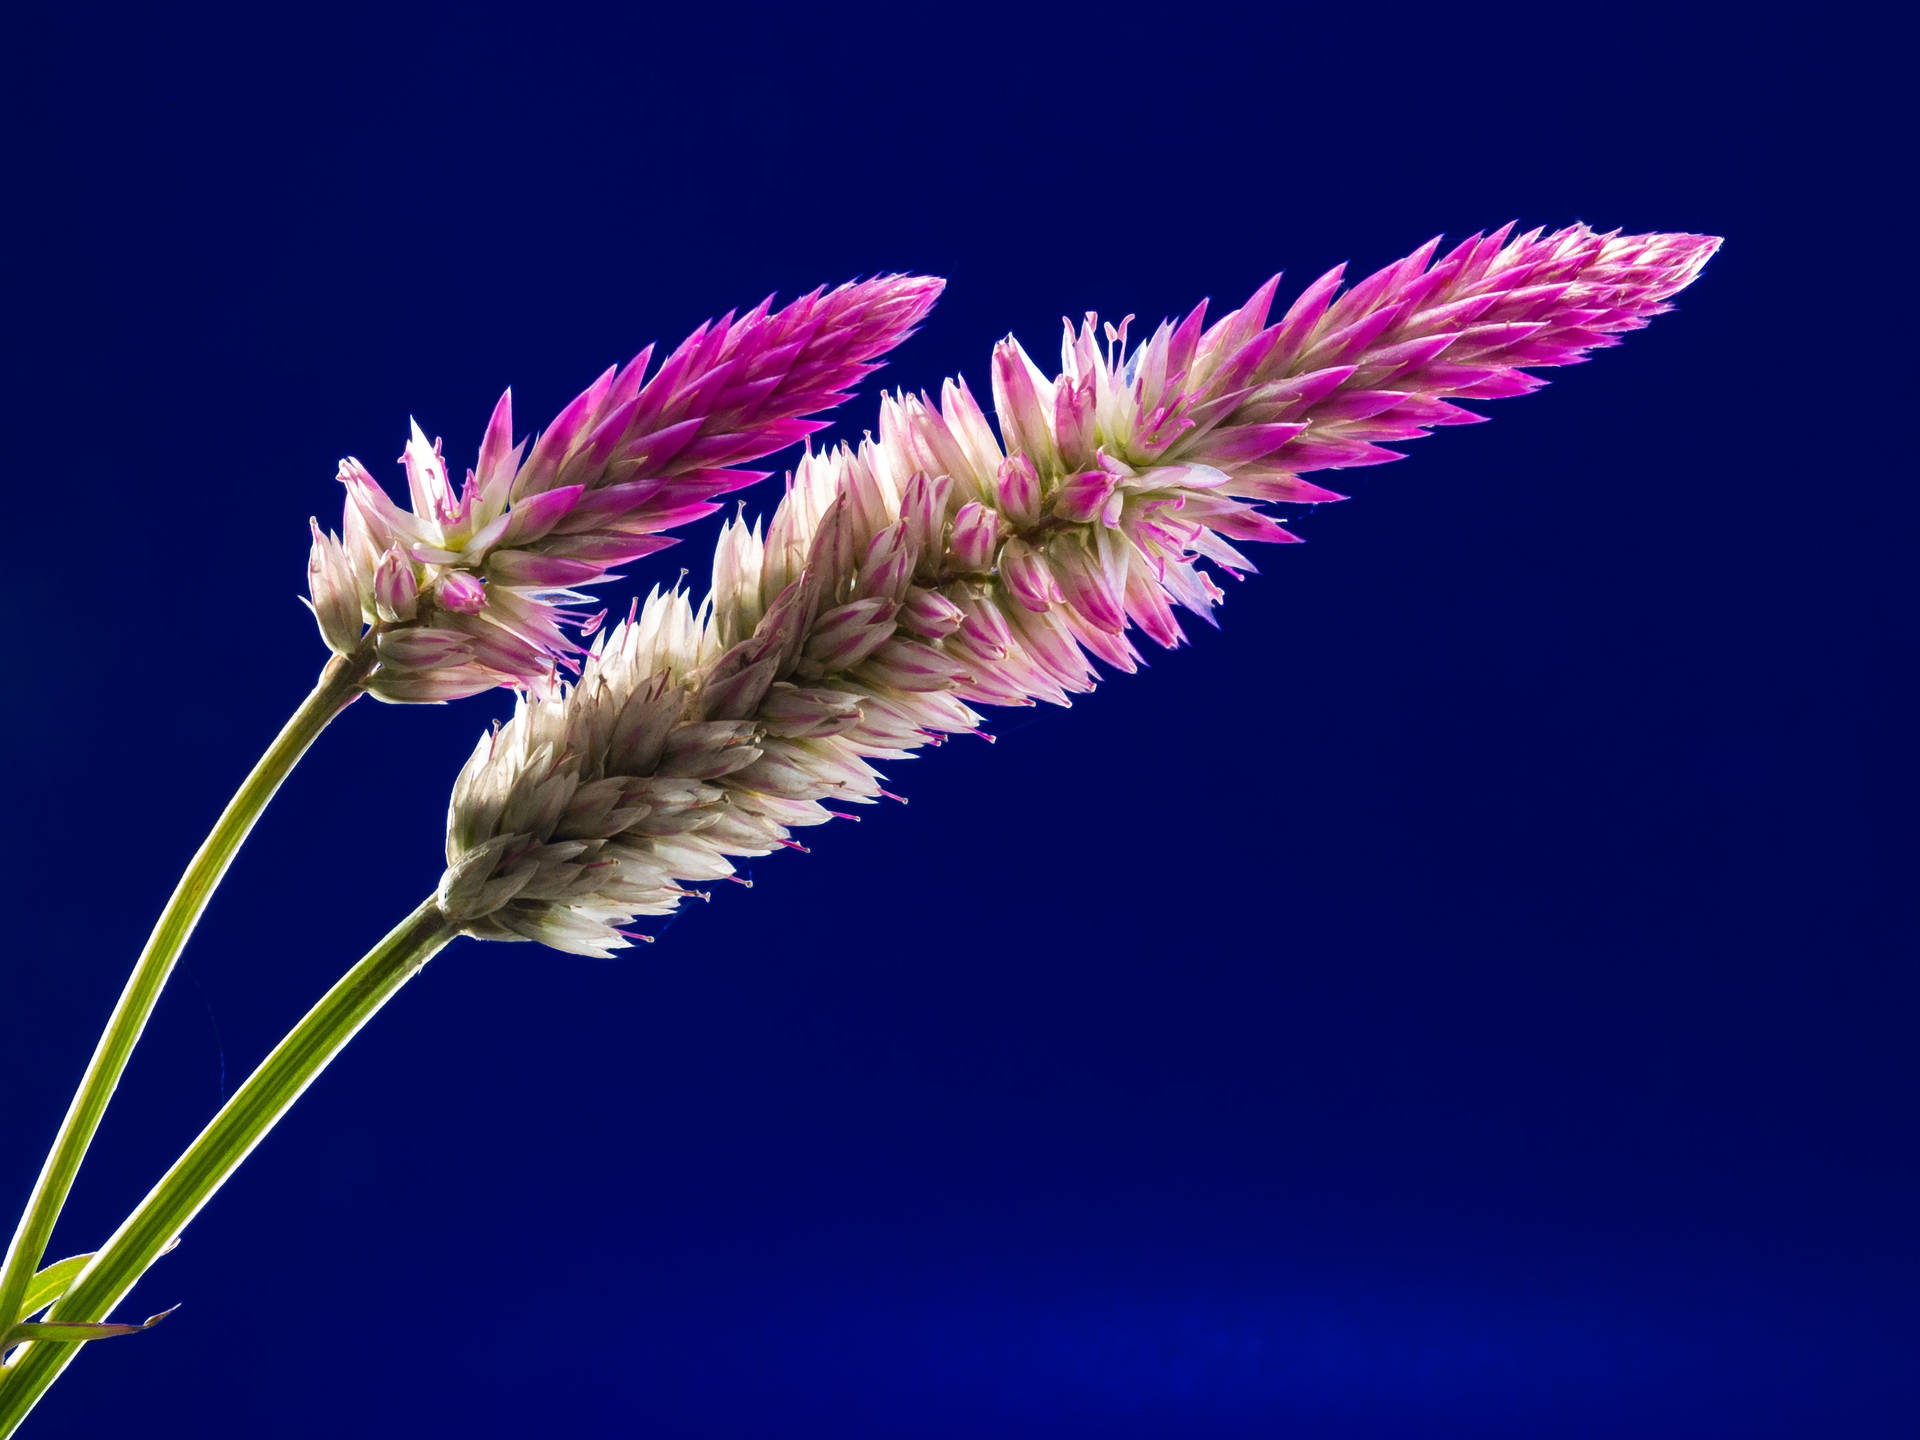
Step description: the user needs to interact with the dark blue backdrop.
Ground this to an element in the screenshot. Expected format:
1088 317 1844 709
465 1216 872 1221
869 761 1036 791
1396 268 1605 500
4 5 1910 1436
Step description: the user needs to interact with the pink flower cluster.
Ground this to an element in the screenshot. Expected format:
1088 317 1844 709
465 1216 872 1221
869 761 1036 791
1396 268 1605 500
304 275 943 700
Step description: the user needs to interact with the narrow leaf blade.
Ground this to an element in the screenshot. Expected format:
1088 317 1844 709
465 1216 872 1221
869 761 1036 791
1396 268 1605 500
4 1305 178 1345
19 1254 91 1322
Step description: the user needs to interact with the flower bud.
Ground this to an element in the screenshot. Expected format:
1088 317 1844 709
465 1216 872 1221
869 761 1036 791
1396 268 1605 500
948 502 1000 573
1052 468 1119 525
994 454 1042 525
436 571 488 614
991 339 1058 469
896 586 966 640
306 519 365 654
372 544 419 623
997 538 1060 612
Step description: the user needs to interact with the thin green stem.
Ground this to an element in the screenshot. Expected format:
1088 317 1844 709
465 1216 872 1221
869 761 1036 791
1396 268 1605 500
0 898 455 1434
0 645 376 1336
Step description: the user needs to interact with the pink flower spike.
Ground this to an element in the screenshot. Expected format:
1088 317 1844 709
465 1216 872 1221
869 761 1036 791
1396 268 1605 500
306 273 943 701
1177 224 1721 481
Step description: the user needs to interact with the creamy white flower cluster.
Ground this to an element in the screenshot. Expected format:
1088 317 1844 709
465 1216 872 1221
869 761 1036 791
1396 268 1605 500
434 335 1294 954
437 225 1721 953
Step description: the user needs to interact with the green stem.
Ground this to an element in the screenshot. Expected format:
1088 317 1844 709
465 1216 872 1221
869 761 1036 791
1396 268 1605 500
0 898 455 1434
0 646 376 1337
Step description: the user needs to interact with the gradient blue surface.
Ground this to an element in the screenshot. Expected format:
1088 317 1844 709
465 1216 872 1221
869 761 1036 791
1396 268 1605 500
3 4 1910 1436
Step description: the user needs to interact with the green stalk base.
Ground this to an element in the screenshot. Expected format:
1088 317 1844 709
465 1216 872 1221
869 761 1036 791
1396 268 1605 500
0 649 372 1347
0 899 454 1435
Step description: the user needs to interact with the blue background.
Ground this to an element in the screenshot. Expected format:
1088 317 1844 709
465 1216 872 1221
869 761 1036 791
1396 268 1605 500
4 4 1910 1436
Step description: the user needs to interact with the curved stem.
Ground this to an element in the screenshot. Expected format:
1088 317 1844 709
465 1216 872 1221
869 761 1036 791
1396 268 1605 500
0 897 456 1434
0 645 376 1335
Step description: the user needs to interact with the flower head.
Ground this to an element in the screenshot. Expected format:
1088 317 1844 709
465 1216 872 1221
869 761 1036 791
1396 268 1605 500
304 274 944 701
436 224 1718 953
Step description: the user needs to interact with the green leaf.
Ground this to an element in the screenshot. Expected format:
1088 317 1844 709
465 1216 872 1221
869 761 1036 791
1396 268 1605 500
1 1236 181 1353
18 1255 91 1323
12 1234 176 1329
4 1306 178 1345
0 898 449 1430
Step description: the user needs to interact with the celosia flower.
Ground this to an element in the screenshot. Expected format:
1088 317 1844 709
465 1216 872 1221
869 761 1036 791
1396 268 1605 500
305 274 944 701
436 224 1718 953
